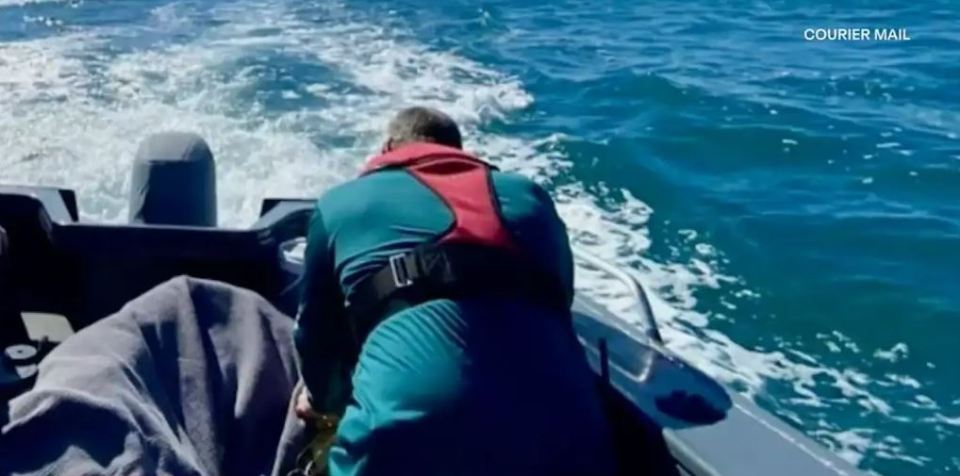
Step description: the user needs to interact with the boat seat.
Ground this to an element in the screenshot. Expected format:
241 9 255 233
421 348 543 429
0 225 39 404
0 225 30 347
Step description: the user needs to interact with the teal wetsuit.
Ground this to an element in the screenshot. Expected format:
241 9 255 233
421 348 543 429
295 144 616 475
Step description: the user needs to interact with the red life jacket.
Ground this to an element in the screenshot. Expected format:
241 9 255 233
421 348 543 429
362 142 516 249
347 142 565 327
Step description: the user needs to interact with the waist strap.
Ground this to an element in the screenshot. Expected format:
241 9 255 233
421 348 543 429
346 243 568 338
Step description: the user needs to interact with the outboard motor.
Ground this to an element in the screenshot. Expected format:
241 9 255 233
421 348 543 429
128 132 217 227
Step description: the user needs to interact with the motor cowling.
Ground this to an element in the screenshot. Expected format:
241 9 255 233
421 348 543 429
128 132 217 227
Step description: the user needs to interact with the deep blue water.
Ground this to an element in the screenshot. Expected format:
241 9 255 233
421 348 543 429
1 1 959 474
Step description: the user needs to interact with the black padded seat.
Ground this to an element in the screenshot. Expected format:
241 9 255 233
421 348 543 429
0 225 39 403
0 225 29 347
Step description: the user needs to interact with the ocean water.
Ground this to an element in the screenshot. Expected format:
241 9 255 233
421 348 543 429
1 0 958 474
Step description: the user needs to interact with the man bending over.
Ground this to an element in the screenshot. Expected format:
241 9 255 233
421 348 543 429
294 107 616 476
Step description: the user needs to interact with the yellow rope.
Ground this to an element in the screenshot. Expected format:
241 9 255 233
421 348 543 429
292 414 341 476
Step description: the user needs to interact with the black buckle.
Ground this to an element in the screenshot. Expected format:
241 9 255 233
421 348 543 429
389 253 415 288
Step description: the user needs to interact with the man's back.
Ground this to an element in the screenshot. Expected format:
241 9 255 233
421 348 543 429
307 167 615 475
317 168 574 298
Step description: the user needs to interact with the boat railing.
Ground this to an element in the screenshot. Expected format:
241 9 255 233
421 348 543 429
572 246 663 345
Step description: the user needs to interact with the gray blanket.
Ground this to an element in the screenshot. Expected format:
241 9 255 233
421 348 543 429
0 277 310 476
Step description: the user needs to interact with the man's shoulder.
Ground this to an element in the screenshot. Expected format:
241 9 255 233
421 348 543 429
489 170 552 203
489 168 538 185
316 170 412 207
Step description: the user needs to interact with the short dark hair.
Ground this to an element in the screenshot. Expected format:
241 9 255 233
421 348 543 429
387 107 462 149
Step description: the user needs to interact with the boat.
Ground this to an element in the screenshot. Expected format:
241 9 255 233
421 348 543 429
0 133 869 476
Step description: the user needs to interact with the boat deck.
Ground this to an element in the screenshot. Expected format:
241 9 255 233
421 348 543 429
0 185 868 476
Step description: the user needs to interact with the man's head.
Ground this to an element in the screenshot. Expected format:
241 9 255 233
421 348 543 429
383 107 462 152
